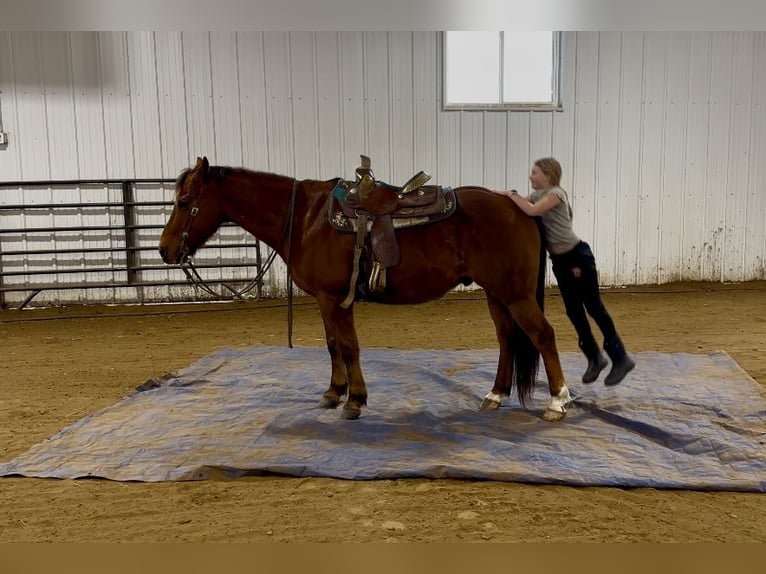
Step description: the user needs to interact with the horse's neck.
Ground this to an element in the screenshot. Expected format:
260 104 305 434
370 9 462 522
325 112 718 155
221 171 296 252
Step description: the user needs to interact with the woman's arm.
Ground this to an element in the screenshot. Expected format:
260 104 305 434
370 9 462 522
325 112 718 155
501 190 561 217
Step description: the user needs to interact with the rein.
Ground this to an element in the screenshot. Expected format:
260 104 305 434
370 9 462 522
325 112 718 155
178 179 300 348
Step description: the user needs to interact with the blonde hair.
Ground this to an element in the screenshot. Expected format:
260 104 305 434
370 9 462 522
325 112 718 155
534 157 562 187
534 157 572 220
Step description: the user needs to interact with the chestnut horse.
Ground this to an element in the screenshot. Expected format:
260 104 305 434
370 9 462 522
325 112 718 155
159 157 571 422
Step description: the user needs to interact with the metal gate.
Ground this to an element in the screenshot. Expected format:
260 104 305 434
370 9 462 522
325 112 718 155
0 178 265 309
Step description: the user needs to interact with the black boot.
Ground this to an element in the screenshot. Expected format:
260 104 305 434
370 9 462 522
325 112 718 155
579 338 608 384
603 336 636 386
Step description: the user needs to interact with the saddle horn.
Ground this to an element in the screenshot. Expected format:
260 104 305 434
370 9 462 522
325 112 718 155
355 155 375 200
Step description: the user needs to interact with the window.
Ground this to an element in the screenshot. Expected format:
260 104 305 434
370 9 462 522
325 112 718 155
443 31 561 110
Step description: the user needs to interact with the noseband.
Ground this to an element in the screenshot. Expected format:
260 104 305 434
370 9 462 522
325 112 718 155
178 206 199 265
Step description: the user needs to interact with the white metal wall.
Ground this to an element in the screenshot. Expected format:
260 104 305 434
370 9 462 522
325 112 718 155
0 31 765 304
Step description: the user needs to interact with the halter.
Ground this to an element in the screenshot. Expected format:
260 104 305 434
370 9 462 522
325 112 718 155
176 177 300 346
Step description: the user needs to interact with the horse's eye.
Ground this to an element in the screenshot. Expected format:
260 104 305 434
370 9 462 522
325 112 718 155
177 198 189 209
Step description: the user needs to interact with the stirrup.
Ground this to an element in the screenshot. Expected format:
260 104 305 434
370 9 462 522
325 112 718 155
368 261 386 294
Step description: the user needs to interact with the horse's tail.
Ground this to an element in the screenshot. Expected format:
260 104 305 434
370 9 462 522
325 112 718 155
509 217 546 407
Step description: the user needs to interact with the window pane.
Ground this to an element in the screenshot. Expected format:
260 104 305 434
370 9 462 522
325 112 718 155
445 31 500 104
503 31 553 103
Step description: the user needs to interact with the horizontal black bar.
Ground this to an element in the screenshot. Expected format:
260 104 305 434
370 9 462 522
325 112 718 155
0 261 260 277
0 221 248 234
0 278 260 293
0 243 261 257
0 179 176 187
0 201 173 210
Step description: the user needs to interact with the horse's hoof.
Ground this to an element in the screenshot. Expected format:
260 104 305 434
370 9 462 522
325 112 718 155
479 397 501 411
542 408 566 422
341 406 361 420
319 396 340 409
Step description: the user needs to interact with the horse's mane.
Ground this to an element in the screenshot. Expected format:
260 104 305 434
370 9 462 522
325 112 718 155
175 165 296 190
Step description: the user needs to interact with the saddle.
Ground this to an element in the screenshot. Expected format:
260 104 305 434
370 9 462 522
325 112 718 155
328 155 456 307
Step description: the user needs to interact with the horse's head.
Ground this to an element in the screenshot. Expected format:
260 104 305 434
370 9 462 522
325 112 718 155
159 156 226 264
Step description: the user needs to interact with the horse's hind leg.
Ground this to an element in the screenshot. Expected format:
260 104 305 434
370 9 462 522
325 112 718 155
479 293 515 410
316 293 368 419
507 298 571 421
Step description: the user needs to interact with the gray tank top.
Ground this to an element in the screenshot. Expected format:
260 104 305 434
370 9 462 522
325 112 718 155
528 186 580 255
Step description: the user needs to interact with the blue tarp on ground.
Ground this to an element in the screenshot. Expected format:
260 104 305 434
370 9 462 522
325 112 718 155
1 346 764 490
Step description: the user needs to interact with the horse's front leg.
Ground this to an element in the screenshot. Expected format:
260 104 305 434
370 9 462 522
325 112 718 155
317 297 348 409
479 292 515 410
316 293 368 419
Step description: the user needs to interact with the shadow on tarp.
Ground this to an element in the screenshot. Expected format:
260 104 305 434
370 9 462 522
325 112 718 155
1 346 764 491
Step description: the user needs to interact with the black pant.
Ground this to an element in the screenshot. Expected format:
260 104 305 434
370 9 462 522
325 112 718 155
551 241 619 359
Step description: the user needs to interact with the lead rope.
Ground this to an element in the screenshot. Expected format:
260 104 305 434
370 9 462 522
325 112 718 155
180 179 299 330
286 181 298 348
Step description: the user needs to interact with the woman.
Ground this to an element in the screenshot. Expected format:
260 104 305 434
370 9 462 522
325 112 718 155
495 157 635 386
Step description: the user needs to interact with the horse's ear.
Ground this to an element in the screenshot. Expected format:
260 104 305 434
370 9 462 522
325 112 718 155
194 156 210 176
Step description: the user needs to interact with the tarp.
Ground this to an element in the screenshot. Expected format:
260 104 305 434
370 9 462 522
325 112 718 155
1 346 764 491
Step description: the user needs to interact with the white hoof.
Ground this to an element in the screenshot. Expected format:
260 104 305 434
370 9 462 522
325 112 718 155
543 408 567 422
543 386 572 422
479 391 503 411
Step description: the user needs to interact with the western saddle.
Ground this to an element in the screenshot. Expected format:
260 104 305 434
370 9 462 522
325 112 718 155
328 155 456 308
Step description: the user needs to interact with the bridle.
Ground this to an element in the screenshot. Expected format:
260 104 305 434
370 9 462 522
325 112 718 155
174 176 300 347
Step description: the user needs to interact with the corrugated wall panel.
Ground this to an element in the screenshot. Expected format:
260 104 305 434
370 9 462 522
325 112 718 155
506 112 530 190
528 112 553 166
41 33 78 179
747 34 766 280
12 33 55 299
636 32 667 285
659 33 691 284
263 32 294 176
155 32 190 175
69 33 114 299
151 31 190 299
571 32 598 246
724 32 755 282
704 32 734 281
0 33 22 180
3 31 766 307
593 32 622 286
182 33 215 164
412 32 438 181
364 32 391 180
13 33 49 181
289 32 320 180
549 32 578 286
211 32 244 167
315 32 343 180
100 32 134 179
236 32 269 171
128 32 163 178
210 32 256 287
483 112 507 189
615 32 644 285
40 33 83 291
339 32 365 176
435 33 460 187
682 32 712 281
460 112 483 184
389 32 414 184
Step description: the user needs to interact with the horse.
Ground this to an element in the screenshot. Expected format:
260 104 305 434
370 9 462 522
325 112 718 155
159 156 572 422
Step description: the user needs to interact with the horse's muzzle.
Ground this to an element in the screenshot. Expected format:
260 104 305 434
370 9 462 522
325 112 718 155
158 246 176 264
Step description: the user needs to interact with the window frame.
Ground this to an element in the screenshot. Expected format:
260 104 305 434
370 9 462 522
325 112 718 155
442 31 563 112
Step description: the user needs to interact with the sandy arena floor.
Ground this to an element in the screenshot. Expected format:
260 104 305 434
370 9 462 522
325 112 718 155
0 281 764 542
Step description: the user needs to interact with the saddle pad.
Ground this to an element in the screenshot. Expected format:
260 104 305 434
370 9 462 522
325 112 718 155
1 347 764 491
